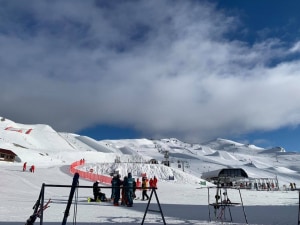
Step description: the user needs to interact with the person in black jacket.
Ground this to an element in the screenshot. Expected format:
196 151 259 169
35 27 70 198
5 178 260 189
111 174 122 206
93 181 101 201
90 180 107 202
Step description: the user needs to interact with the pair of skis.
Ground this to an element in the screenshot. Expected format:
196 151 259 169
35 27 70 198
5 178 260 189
25 173 80 225
25 199 51 225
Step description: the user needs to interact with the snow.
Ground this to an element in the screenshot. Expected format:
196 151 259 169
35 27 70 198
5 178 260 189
1 118 300 225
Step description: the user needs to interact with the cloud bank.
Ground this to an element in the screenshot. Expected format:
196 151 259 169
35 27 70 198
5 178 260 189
1 0 300 143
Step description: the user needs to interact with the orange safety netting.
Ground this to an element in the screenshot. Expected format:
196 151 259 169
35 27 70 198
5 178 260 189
69 160 112 184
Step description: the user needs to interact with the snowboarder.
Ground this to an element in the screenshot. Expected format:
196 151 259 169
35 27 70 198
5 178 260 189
93 181 101 202
88 181 107 202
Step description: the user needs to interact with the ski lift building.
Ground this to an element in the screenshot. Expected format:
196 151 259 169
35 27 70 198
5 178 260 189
201 168 248 184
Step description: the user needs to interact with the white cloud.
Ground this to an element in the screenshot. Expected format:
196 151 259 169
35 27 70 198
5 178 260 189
1 1 300 143
289 41 300 53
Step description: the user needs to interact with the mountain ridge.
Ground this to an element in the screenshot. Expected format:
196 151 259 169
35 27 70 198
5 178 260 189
1 116 300 186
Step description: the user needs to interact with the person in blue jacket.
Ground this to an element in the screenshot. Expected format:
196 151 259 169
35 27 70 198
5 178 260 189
111 174 122 206
124 172 135 207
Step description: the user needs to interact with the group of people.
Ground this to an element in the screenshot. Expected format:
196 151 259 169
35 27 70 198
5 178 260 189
111 172 135 207
110 173 158 207
138 176 158 201
89 173 158 207
23 162 35 173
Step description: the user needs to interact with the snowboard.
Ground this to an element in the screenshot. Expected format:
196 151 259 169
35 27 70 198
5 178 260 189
87 197 111 202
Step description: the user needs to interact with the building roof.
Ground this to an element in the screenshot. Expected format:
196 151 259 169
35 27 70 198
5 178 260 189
0 148 17 156
201 169 223 179
201 168 248 180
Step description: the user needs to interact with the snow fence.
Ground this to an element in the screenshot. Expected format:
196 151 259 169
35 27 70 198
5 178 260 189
69 160 112 184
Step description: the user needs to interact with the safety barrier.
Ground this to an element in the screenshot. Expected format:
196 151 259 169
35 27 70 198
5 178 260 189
69 160 112 184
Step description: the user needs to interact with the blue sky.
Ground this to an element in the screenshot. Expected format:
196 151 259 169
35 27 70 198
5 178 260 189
1 0 300 151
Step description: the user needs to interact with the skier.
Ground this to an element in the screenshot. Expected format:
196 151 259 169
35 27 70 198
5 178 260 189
23 162 27 171
123 172 134 207
29 165 35 173
111 174 122 206
142 177 149 201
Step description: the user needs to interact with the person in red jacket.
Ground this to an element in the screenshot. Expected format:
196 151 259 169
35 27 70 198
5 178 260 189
23 162 27 171
30 165 35 173
153 176 158 188
136 178 141 189
149 178 154 188
135 178 142 199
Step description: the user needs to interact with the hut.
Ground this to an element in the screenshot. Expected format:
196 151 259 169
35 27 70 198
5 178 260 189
0 148 17 162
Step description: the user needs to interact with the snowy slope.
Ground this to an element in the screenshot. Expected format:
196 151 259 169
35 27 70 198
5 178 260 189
1 117 300 224
2 117 300 186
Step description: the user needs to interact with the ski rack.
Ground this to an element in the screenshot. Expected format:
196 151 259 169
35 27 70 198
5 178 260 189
207 185 248 224
26 173 166 225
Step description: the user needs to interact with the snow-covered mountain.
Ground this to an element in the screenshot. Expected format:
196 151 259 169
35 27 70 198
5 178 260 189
2 117 300 225
1 117 300 187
